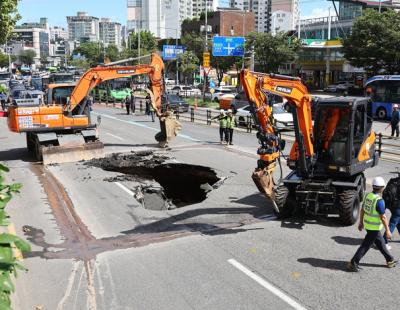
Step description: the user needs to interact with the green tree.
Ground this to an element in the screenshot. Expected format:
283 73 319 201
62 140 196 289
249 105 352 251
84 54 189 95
342 9 400 75
0 52 9 68
245 32 300 73
177 51 199 85
0 0 20 45
211 56 242 86
19 50 37 66
70 58 90 70
181 32 210 62
104 44 120 62
72 42 103 65
128 30 157 54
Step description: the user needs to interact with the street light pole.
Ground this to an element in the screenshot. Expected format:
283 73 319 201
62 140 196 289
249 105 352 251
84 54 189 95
242 11 245 70
203 0 208 100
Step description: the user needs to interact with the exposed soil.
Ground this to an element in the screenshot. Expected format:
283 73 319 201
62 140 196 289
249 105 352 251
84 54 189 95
87 151 221 210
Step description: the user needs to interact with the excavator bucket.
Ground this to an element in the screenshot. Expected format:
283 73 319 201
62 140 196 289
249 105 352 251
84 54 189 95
146 88 182 147
38 131 105 165
251 162 276 199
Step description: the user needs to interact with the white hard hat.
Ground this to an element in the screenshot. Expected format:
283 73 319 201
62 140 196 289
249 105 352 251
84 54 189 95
372 177 386 187
227 109 232 113
393 104 399 108
220 109 224 113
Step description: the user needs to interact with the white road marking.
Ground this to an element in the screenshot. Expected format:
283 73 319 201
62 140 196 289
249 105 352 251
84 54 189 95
228 259 307 310
106 133 124 141
94 112 201 142
56 261 81 310
115 182 135 196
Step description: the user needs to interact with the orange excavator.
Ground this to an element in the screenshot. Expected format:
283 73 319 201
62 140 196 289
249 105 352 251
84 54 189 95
241 71 379 225
5 53 179 164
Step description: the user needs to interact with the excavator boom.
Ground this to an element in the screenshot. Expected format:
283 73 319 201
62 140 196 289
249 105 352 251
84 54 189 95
5 53 180 164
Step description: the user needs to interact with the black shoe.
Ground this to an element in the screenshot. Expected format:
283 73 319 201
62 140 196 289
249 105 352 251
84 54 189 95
346 261 361 272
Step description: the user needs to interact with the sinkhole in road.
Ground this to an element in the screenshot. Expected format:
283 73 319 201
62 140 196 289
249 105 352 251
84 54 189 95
88 151 221 210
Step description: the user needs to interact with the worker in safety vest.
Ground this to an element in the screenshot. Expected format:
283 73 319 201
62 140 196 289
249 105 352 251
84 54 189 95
212 109 228 144
347 177 397 272
226 109 235 145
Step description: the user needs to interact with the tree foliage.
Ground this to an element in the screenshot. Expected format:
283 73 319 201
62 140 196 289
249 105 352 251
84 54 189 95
245 32 300 73
18 50 37 66
211 56 241 86
72 42 120 66
128 30 157 53
0 52 9 68
177 51 199 84
0 0 20 45
342 9 400 75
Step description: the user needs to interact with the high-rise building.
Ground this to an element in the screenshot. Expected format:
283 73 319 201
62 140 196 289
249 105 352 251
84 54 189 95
126 0 219 39
229 0 272 33
50 26 68 41
271 0 299 34
13 18 50 60
67 12 99 42
99 18 122 47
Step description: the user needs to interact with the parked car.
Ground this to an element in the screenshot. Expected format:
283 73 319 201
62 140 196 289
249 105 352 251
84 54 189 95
211 87 236 102
236 104 293 129
161 94 189 113
324 81 355 93
179 86 202 97
165 78 176 85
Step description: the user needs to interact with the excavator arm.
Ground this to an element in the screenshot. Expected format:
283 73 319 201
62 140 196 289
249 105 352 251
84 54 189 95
240 70 314 201
68 52 164 113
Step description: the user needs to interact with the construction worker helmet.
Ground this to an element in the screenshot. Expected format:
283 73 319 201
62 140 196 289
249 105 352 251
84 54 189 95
372 177 386 187
220 109 225 114
227 109 232 113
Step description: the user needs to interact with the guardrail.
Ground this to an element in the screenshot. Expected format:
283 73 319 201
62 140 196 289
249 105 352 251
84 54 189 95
96 99 400 163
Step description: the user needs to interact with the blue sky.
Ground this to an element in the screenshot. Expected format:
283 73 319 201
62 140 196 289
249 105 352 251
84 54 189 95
18 0 332 27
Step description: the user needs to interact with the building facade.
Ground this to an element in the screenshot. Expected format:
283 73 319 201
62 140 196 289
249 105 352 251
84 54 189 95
67 12 99 42
50 26 68 42
99 18 122 47
182 8 255 37
126 0 219 38
229 0 272 33
13 18 50 61
271 0 299 34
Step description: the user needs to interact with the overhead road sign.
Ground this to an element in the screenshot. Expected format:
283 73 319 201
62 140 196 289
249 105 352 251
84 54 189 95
212 36 245 57
162 45 185 60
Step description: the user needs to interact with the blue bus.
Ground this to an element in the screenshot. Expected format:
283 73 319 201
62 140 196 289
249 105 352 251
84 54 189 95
365 75 400 120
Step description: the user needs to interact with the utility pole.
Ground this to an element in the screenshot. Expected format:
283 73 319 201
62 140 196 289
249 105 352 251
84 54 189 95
176 28 179 85
138 22 141 64
242 11 246 70
326 7 331 88
202 0 208 100
379 0 382 13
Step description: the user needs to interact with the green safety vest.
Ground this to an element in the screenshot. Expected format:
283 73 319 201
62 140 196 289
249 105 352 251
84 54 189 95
219 116 227 128
226 116 235 129
363 192 384 231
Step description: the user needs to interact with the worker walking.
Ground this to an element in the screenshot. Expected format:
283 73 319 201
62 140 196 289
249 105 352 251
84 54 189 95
212 110 228 144
130 92 136 114
226 109 235 145
148 101 155 122
125 95 132 115
347 177 397 272
390 105 400 138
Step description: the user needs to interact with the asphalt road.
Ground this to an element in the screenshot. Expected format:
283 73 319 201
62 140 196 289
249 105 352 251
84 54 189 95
1 103 400 310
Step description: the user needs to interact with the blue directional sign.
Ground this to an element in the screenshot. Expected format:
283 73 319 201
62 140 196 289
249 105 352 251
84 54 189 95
162 45 185 60
212 36 245 57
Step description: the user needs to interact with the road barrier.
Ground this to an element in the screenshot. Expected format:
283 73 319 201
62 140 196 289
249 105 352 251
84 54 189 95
96 100 400 163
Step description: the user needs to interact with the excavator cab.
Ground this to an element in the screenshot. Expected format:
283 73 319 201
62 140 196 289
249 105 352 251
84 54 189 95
312 97 378 177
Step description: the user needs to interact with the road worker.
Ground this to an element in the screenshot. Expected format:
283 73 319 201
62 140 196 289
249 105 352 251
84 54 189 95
347 176 397 272
212 109 228 144
226 109 235 145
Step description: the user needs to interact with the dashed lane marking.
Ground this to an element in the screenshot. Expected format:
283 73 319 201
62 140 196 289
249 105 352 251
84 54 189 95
105 133 124 141
228 259 307 310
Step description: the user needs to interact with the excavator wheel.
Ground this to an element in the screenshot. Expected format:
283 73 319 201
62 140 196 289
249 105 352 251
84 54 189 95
337 189 360 226
273 184 296 218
